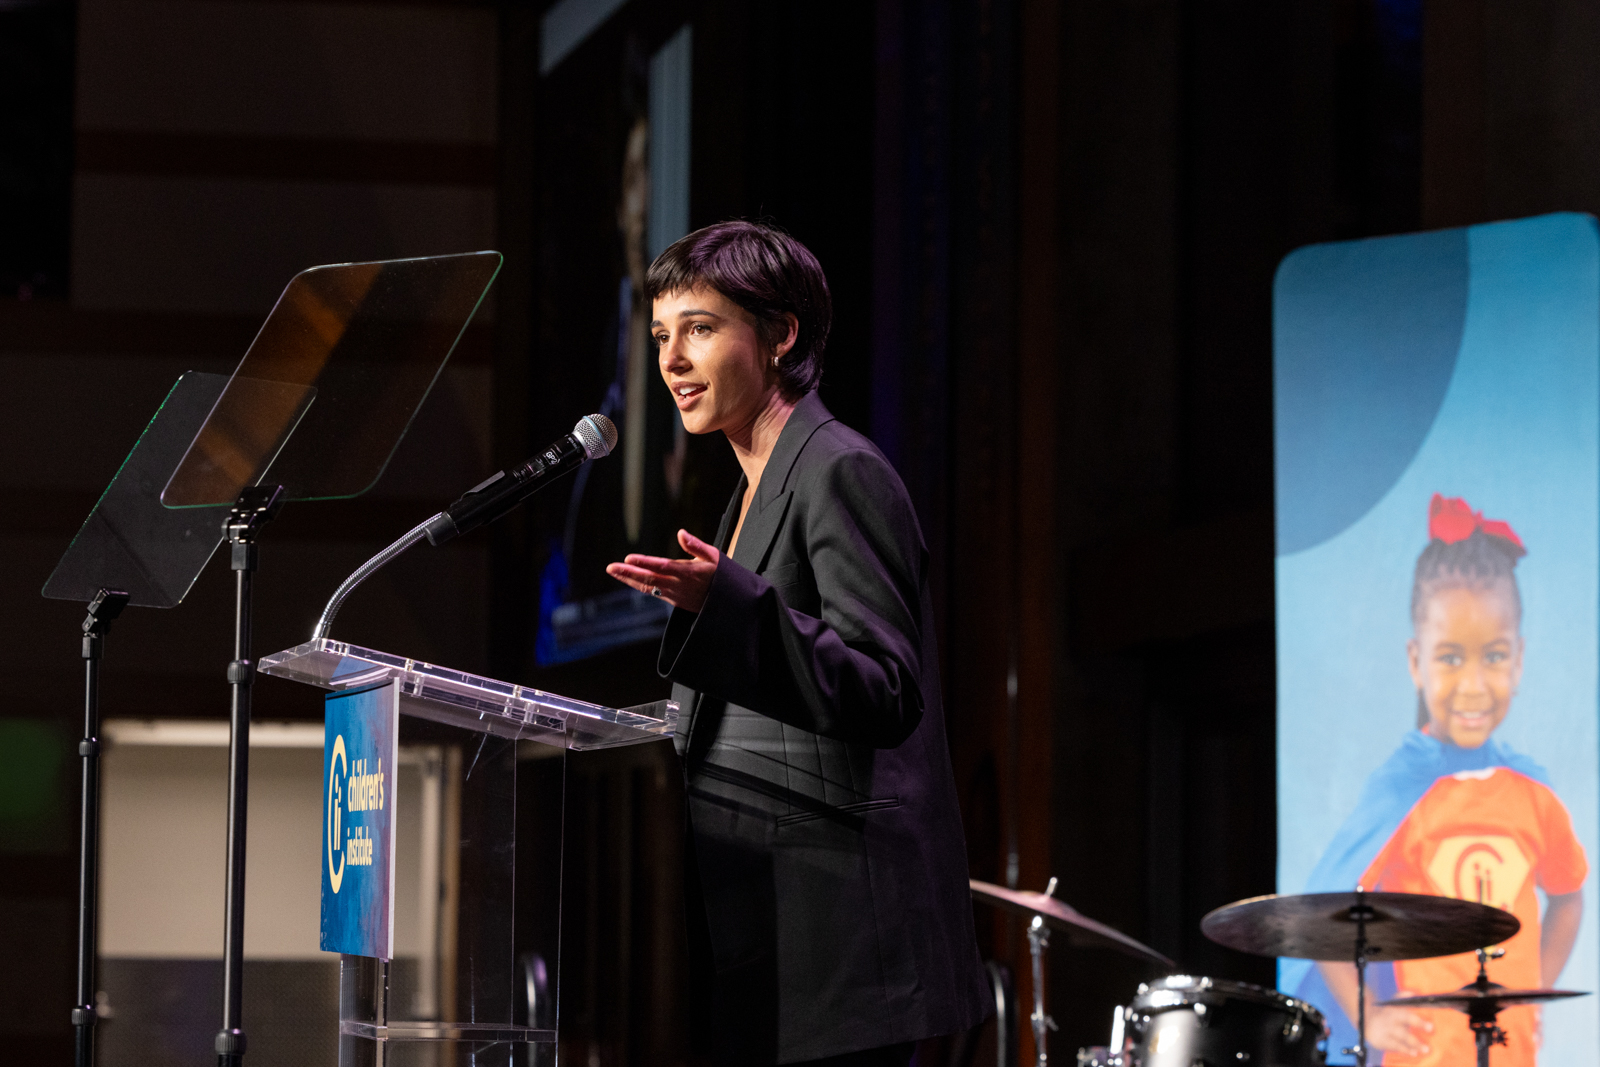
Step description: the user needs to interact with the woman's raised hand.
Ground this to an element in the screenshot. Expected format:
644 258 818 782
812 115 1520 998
606 529 719 614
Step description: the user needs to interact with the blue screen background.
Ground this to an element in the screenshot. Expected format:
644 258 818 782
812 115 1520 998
1275 213 1600 1060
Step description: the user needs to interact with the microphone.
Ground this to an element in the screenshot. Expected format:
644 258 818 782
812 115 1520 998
311 414 616 639
423 414 617 546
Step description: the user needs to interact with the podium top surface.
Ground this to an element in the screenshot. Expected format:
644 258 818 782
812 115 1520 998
259 639 676 751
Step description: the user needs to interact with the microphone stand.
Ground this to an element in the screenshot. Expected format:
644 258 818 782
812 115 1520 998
72 588 129 1067
311 514 441 641
310 415 614 641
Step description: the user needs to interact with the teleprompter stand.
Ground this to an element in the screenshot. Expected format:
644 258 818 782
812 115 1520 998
45 369 241 1067
157 251 502 1065
42 251 503 1066
70 589 128 1067
214 486 286 1066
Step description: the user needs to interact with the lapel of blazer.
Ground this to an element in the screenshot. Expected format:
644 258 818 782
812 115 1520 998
729 391 834 572
684 392 836 760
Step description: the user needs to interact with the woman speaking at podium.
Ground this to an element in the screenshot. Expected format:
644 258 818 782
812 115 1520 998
607 221 988 1066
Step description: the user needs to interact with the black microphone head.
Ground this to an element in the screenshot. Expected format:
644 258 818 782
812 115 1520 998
573 413 618 460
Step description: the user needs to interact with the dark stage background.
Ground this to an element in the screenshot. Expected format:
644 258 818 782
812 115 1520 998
5 0 1600 1062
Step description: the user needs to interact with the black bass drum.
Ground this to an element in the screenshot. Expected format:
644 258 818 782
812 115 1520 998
1122 975 1328 1066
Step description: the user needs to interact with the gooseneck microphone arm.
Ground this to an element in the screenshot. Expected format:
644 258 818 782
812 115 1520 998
310 413 617 642
311 516 436 641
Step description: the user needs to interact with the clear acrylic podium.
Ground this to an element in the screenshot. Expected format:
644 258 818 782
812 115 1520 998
259 638 677 1066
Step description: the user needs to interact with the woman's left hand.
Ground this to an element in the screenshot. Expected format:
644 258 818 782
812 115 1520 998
606 528 719 613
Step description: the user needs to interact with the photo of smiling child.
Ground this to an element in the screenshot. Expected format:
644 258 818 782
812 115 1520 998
1283 494 1588 1066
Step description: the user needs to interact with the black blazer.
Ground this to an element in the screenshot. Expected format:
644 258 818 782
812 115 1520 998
659 392 990 1064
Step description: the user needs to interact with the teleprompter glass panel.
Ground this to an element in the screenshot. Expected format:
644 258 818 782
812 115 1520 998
162 251 501 507
42 371 232 607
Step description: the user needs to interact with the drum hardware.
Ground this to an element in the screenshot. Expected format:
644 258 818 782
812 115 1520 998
1344 891 1373 1067
968 878 1175 967
1107 975 1328 1066
1380 945 1589 1067
987 960 1019 1067
1075 1007 1129 1067
970 877 1172 1067
1201 890 1522 1067
1026 885 1061 1066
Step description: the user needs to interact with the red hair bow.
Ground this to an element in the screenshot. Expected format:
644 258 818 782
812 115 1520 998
1429 493 1525 551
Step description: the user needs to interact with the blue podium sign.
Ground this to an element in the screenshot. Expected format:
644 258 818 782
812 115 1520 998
320 681 399 959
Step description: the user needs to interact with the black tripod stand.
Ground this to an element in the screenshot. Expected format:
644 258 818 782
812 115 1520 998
215 486 285 1067
71 588 129 1067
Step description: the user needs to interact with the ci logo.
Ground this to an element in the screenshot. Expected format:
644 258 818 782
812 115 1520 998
1427 834 1530 910
327 734 347 893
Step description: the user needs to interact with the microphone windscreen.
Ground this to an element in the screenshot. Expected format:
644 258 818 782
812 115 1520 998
574 413 618 459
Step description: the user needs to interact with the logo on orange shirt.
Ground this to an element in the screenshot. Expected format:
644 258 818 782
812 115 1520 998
1425 834 1530 909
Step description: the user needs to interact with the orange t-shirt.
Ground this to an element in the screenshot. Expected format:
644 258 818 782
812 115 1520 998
1360 767 1587 1067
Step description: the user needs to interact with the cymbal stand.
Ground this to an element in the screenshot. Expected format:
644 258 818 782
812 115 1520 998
1342 887 1376 1067
1027 877 1060 1067
1467 948 1508 1067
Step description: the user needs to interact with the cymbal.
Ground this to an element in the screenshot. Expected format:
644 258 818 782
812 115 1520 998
1383 984 1589 1012
969 879 1175 968
1201 892 1520 961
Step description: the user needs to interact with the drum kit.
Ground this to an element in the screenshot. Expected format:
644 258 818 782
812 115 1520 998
970 879 1589 1067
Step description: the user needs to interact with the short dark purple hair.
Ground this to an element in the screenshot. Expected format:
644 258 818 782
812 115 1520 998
645 220 832 398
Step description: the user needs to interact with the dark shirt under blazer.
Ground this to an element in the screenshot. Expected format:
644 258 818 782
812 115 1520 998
659 392 990 1064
